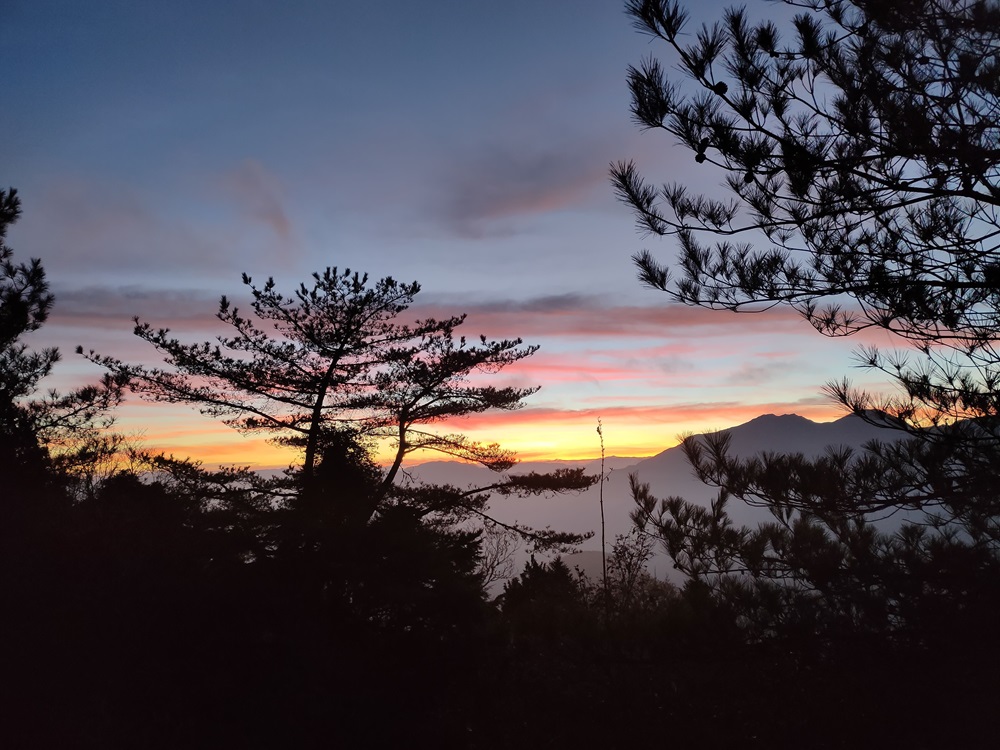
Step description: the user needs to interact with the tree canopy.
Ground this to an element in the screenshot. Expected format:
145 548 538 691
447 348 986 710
0 187 125 496
83 270 536 478
614 0 1000 347
615 0 1000 644
84 267 595 548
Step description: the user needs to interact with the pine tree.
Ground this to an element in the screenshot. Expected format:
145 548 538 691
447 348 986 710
615 0 1000 642
84 268 595 547
0 188 125 498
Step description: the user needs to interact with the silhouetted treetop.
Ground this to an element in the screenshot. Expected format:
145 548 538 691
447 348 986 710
1 188 54 396
83 266 596 550
83 268 539 489
614 0 1000 351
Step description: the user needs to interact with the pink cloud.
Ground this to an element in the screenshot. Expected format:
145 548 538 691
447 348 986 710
411 297 810 340
50 288 813 347
428 397 842 434
498 355 651 384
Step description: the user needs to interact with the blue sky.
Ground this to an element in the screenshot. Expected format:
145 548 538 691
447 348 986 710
2 0 896 464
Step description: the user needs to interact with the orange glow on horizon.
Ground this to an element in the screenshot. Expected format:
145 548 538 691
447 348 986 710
111 397 850 471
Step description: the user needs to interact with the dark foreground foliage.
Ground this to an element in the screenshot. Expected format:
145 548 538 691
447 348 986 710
8 468 998 749
4 443 1000 748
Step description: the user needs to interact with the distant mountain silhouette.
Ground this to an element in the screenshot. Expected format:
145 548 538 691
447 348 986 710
405 413 904 583
623 412 900 526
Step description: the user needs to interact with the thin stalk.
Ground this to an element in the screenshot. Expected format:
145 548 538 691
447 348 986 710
597 418 609 620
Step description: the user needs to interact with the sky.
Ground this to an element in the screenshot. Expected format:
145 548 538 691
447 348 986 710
2 0 900 467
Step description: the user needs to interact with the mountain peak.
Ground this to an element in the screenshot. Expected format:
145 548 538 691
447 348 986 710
745 413 813 426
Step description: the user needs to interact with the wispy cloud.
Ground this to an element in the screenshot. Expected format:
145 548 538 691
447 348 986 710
49 285 223 329
19 177 218 275
722 357 800 386
432 138 611 238
217 159 293 242
17 167 299 282
413 293 808 339
48 286 809 342
500 353 656 384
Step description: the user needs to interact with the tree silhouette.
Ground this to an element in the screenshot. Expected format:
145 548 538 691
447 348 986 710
499 556 591 648
0 188 126 502
83 268 594 548
614 1 1000 643
85 270 529 481
0 188 51 484
614 0 1000 345
612 0 1000 429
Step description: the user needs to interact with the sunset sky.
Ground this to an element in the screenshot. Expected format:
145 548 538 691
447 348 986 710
2 0 899 467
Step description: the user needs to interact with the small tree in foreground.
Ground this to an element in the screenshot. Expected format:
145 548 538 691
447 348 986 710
614 0 1000 642
84 268 594 550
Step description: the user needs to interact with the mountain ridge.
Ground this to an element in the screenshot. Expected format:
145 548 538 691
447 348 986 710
404 411 906 582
